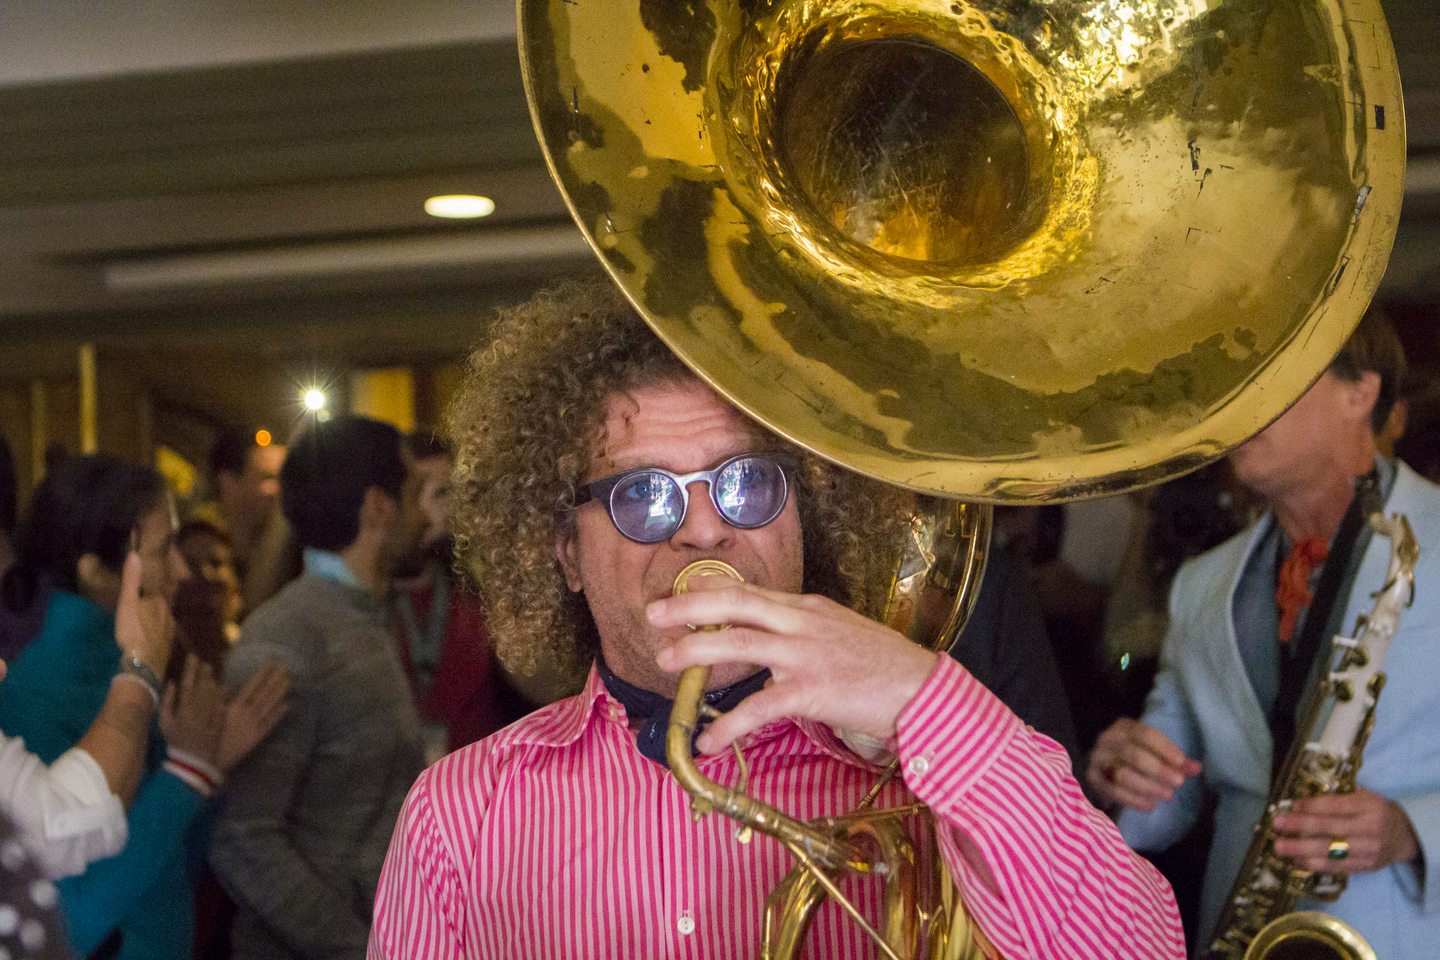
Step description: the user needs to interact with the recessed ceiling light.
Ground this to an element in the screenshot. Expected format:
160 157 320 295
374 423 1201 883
425 195 495 219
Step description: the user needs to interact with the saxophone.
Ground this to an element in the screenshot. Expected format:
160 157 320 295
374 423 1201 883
1205 500 1418 960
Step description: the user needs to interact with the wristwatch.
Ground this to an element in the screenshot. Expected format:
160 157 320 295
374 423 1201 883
116 654 164 705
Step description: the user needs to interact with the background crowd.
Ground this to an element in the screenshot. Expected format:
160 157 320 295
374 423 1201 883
0 306 1436 957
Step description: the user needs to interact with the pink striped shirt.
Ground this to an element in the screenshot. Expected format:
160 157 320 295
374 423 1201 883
370 656 1184 958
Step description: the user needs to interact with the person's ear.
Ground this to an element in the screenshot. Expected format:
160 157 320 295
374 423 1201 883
1381 397 1408 450
555 523 583 593
77 553 121 606
1345 370 1382 427
77 554 106 594
360 487 398 532
215 471 239 501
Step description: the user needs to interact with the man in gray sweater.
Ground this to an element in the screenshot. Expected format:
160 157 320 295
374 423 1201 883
211 416 425 960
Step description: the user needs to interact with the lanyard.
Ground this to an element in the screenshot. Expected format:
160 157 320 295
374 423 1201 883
395 570 451 691
1267 471 1378 780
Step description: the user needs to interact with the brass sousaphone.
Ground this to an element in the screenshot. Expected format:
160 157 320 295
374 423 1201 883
519 0 1405 956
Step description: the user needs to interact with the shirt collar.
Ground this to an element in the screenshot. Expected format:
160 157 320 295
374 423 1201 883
505 662 883 771
303 548 367 589
1375 454 1397 502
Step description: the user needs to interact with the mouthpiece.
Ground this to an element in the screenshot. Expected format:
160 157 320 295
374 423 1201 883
672 560 744 632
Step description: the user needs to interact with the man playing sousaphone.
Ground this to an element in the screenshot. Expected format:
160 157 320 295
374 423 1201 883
369 280 1186 958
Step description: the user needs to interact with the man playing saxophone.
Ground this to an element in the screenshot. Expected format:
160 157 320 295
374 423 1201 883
1088 310 1440 957
369 281 1185 959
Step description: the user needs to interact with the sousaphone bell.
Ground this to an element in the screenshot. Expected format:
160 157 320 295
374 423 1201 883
518 0 1405 956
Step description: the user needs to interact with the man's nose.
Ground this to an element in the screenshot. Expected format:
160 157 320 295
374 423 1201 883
671 480 731 549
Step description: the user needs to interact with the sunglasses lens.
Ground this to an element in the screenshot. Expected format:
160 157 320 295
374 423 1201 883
610 472 685 542
715 457 788 528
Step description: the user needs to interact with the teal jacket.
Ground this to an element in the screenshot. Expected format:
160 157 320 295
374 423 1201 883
0 590 206 960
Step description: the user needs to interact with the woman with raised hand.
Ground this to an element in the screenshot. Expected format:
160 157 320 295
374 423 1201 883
0 546 172 878
0 455 289 960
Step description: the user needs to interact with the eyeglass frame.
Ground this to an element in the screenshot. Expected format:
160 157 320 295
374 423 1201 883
569 451 800 544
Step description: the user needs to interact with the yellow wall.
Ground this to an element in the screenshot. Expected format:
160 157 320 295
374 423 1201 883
349 367 415 433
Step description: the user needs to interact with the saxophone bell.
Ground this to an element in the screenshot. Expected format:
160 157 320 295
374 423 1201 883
1228 911 1374 960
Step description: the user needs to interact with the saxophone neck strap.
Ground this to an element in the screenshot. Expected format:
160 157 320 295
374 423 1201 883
1267 470 1378 781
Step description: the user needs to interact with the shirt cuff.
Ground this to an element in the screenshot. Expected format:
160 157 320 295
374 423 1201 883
1393 791 1440 911
40 748 128 875
164 747 223 798
46 747 111 808
894 655 1024 809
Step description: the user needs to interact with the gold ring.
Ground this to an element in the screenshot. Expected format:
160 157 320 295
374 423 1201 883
1327 839 1350 861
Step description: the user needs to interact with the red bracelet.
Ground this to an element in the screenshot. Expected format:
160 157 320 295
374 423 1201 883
163 747 223 797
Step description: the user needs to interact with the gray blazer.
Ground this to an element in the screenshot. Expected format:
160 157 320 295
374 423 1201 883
211 572 425 960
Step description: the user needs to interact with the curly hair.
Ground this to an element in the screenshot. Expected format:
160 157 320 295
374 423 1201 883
448 279 912 690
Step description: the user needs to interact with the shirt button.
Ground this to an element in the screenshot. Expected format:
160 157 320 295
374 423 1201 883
677 915 695 936
907 756 930 776
608 704 620 722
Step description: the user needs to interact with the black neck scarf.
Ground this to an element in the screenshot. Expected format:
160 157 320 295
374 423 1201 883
596 653 770 767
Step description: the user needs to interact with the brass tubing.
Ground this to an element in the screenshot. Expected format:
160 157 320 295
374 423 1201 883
666 663 870 874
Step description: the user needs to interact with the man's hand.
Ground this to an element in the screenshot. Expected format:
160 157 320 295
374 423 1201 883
160 654 227 765
650 583 939 753
1087 717 1202 812
216 661 292 773
1272 790 1420 873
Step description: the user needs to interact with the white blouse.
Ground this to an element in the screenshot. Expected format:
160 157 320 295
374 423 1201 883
0 733 126 879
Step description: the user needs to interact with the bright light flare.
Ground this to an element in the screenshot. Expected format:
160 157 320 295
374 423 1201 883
425 194 495 219
303 389 326 411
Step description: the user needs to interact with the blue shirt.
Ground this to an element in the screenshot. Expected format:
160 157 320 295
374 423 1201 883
302 548 367 589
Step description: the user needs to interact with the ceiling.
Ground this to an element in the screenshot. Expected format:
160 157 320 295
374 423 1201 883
0 1 599 377
0 1 1438 377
